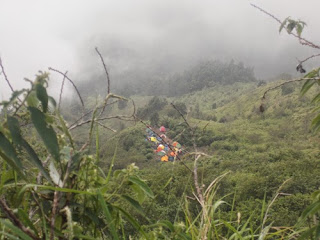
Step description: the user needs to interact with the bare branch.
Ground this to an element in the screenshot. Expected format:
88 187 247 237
50 190 60 240
58 70 68 112
69 114 135 131
96 121 117 132
300 53 320 65
171 103 191 129
0 197 41 240
48 67 85 112
95 47 111 94
261 77 319 100
98 93 127 117
251 3 320 49
69 100 119 128
0 57 15 93
250 3 281 24
130 98 136 118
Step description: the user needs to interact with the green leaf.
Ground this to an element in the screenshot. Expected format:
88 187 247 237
131 184 146 204
17 184 95 203
0 231 20 240
286 21 296 33
222 220 243 239
157 220 175 232
7 116 23 145
113 205 148 238
88 106 98 145
295 24 303 36
28 107 60 162
258 223 272 240
311 114 320 132
17 209 39 236
105 143 118 186
97 192 119 240
128 175 154 199
299 200 320 223
7 116 52 183
0 89 26 108
35 83 48 112
49 160 62 186
279 17 289 33
297 226 316 240
48 96 57 108
0 151 26 181
311 93 320 103
57 114 74 149
0 219 34 240
121 195 145 216
70 152 82 172
26 91 39 108
301 79 315 95
304 68 320 79
20 139 52 183
212 200 226 213
0 132 23 169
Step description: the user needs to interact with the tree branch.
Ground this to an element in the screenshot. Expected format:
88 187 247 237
95 47 111 94
0 197 41 240
58 70 68 112
48 67 85 113
0 57 15 93
300 53 320 65
261 77 319 100
250 3 320 49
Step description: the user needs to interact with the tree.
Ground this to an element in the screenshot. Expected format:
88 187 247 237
149 112 159 126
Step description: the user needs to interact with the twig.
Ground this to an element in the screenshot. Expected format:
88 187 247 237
48 67 85 113
58 70 68 112
69 114 135 131
171 102 209 238
0 57 15 93
261 77 319 100
98 93 128 118
300 53 320 65
36 156 51 185
96 121 117 132
261 178 292 230
50 148 74 240
95 47 110 94
250 3 281 24
50 190 60 240
171 103 191 128
172 128 186 141
69 100 119 128
0 197 41 240
250 3 320 50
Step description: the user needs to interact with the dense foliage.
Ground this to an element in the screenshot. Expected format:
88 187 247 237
1 8 320 238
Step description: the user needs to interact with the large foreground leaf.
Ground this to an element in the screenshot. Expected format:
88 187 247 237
28 107 60 162
7 116 52 183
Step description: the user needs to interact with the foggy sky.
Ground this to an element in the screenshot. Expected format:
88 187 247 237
1 0 320 100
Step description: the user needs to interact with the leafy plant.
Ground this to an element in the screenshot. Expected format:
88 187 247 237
0 67 153 239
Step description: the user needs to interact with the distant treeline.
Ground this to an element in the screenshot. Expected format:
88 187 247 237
78 60 256 98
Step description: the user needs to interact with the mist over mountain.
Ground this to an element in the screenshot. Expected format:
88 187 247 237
1 0 320 100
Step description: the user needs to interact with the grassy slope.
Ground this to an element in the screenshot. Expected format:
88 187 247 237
96 80 320 227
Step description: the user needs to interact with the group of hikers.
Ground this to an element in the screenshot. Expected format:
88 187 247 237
145 126 183 162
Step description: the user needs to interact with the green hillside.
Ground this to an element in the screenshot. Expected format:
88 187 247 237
1 71 320 239
98 80 320 230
